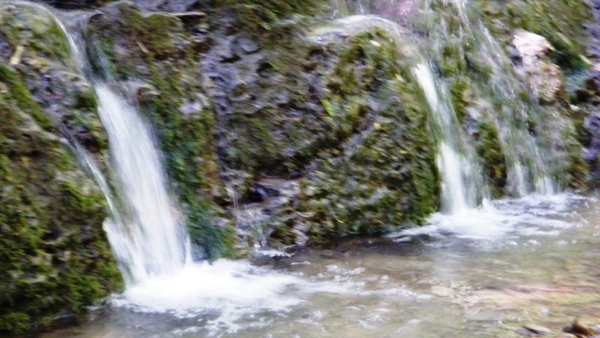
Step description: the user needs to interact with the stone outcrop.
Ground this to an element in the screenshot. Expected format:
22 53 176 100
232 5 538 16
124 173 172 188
85 2 439 254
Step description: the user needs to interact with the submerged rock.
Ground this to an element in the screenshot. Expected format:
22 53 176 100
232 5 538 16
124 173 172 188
562 320 598 337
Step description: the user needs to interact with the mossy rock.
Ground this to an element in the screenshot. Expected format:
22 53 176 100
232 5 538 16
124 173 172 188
0 4 121 334
0 68 122 334
293 23 440 242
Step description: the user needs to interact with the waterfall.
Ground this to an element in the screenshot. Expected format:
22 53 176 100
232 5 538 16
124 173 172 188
419 0 561 196
7 1 192 285
95 83 190 284
412 63 486 213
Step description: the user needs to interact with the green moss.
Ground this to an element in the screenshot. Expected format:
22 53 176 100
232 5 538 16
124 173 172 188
0 64 54 132
475 122 507 197
477 0 592 71
0 88 122 333
0 312 30 333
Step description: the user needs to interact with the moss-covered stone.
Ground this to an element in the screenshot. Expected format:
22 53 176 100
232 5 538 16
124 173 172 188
294 28 439 242
0 4 122 334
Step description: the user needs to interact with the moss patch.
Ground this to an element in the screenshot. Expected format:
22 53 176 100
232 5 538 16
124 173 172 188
0 83 122 334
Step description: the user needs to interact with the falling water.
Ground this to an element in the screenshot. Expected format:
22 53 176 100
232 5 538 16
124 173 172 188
5 0 192 285
419 0 561 196
95 83 190 283
412 62 486 213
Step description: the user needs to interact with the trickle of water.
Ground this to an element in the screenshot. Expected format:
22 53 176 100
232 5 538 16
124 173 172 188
413 63 487 213
418 0 562 196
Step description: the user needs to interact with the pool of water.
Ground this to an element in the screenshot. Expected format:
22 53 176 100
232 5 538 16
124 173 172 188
43 194 600 337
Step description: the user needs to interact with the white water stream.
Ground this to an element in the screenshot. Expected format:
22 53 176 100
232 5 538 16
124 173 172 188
95 84 190 284
413 63 485 213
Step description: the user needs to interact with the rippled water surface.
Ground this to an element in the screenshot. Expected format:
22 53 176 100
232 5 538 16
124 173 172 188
44 194 600 337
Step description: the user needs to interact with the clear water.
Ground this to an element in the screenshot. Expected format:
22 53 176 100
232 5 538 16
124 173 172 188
41 194 600 338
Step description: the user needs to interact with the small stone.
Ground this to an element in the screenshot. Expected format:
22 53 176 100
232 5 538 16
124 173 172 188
522 324 551 335
430 286 453 297
236 37 259 54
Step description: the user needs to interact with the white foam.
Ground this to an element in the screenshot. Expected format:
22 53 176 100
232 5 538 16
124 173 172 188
389 193 588 241
110 260 355 334
113 260 305 316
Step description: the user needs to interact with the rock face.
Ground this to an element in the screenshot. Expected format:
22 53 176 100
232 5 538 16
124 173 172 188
0 3 121 333
86 2 439 254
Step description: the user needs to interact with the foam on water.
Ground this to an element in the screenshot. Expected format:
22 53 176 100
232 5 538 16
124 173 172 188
113 261 303 314
109 260 355 335
389 193 589 241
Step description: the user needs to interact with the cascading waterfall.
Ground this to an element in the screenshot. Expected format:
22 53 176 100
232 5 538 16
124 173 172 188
330 0 568 207
329 1 488 214
11 0 192 285
95 84 190 283
419 0 561 196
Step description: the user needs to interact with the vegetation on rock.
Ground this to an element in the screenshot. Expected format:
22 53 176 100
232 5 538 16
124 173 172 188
0 4 122 333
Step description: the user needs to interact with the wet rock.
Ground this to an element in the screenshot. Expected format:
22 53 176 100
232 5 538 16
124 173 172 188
33 0 111 9
523 324 551 335
563 320 598 337
132 0 198 12
512 30 562 104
